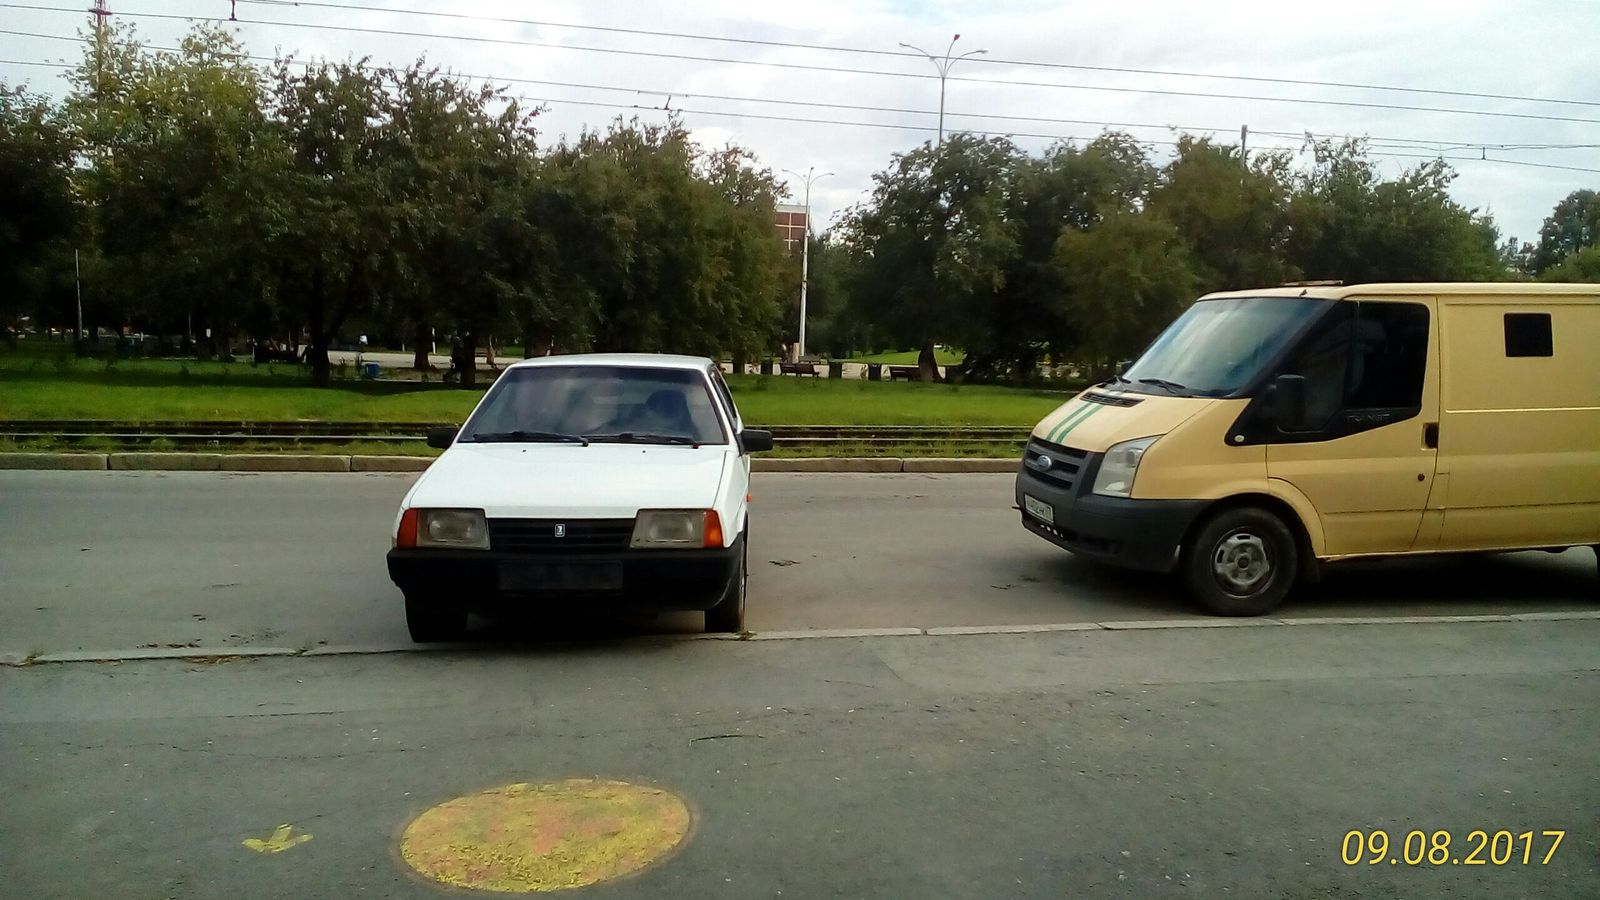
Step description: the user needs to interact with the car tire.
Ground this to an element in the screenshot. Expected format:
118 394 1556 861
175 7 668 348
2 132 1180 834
405 593 468 643
1183 506 1300 617
705 534 747 634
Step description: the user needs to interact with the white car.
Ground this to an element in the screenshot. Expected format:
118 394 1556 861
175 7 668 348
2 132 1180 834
386 354 773 641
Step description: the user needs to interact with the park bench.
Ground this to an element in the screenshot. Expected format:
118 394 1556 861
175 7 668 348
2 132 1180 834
887 365 919 381
779 361 822 377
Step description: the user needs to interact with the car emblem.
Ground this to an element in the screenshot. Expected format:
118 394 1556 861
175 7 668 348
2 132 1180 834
553 524 566 538
1034 454 1053 471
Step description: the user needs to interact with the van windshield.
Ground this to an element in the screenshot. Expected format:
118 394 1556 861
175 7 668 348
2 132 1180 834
1120 297 1330 396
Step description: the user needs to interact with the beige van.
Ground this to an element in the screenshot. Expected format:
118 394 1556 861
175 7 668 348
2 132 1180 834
1015 282 1600 615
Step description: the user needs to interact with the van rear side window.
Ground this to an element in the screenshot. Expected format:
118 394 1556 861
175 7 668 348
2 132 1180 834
1504 313 1553 357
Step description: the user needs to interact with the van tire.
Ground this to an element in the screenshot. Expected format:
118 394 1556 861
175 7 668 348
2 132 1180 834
1183 507 1300 616
405 593 468 643
706 534 747 634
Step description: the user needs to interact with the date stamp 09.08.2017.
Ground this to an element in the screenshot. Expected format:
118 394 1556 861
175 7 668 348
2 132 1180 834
1341 829 1566 867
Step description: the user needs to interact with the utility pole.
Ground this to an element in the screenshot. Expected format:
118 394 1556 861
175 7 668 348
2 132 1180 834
780 167 833 360
1240 124 1249 163
74 249 83 343
899 34 987 145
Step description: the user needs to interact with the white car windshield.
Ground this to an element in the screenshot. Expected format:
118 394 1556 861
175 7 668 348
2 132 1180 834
460 366 728 445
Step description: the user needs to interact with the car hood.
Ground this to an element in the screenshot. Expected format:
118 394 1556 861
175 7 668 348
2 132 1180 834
407 442 730 518
1031 390 1214 453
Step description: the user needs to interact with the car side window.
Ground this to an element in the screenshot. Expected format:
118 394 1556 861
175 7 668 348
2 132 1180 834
708 367 741 430
1282 302 1354 430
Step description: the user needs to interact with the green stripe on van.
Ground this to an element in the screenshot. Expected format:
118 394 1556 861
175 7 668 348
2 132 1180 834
1053 402 1106 442
1046 401 1097 444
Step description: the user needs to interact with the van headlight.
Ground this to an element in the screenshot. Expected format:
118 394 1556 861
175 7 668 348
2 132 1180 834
1092 436 1159 498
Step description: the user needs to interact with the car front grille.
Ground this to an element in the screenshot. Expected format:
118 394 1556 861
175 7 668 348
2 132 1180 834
1020 438 1088 493
487 518 635 554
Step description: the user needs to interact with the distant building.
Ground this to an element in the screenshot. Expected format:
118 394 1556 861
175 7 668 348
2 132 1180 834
775 203 808 255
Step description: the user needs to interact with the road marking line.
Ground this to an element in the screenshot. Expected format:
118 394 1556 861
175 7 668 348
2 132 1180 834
8 612 1598 664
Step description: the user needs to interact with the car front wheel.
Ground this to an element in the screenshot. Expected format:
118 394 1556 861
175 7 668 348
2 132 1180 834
1183 507 1300 617
705 535 747 634
405 593 468 643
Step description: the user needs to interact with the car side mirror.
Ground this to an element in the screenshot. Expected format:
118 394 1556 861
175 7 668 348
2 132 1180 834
1271 375 1307 431
426 426 458 450
740 429 774 453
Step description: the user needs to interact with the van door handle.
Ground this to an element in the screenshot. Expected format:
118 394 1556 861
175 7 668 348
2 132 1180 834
1423 422 1439 449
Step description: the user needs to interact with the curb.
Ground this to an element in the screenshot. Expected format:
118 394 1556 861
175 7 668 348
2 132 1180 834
1 453 1020 474
8 612 1596 666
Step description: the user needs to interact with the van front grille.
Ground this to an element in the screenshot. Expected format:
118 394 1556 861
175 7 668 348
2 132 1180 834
1020 438 1087 492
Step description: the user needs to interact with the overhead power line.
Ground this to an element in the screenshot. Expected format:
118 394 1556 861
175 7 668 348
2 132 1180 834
3 51 1594 176
234 0 1600 111
4 3 1599 126
8 27 1598 156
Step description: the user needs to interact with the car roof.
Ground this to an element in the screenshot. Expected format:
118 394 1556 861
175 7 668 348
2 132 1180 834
504 353 717 372
1200 282 1600 302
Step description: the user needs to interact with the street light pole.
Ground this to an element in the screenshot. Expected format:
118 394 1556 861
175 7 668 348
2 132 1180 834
898 34 987 144
781 167 833 361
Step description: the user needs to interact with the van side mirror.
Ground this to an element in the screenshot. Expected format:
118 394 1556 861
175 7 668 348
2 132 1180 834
1271 375 1307 431
426 426 458 450
740 429 774 453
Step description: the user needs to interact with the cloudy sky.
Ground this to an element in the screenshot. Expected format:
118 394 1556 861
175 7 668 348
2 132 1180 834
3 0 1597 243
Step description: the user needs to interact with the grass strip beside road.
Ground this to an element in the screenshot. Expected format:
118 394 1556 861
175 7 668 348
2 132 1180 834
1 347 1073 427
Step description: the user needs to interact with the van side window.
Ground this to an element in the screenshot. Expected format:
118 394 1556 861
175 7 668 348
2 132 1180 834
1346 303 1429 410
1504 312 1553 357
1280 300 1429 429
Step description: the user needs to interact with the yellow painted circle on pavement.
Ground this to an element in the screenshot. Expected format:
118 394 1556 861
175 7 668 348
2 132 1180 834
400 779 691 893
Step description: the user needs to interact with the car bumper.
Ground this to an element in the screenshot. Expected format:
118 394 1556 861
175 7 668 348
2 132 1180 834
387 541 740 612
1014 443 1206 573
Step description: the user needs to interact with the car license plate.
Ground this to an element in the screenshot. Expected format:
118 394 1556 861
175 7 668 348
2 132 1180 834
499 562 624 592
1023 495 1054 525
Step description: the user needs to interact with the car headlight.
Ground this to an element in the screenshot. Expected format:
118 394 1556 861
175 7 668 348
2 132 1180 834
1092 436 1160 498
631 509 724 549
397 508 490 549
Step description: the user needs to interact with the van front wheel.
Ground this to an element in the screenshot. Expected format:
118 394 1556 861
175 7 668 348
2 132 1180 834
1183 507 1300 617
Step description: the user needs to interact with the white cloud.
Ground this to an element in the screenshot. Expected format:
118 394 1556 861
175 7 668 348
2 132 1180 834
2 0 1594 242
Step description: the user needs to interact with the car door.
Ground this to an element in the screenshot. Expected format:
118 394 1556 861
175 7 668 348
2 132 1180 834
707 365 752 527
1265 298 1440 557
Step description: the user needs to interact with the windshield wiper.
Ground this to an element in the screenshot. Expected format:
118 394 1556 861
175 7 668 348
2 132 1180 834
469 430 589 445
1136 378 1190 394
584 432 701 448
1105 373 1132 386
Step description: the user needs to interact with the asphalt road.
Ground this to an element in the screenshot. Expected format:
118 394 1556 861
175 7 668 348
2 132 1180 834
2 471 1595 655
3 621 1597 899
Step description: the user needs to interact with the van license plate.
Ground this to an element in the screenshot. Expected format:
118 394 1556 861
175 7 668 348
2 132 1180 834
1024 495 1054 525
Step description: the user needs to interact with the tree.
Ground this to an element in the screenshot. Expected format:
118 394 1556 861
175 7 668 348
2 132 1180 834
842 134 1024 380
1151 136 1297 291
985 133 1157 377
382 64 541 385
1532 189 1600 273
1054 212 1198 377
0 84 78 331
264 59 399 387
1541 245 1600 282
1285 140 1503 283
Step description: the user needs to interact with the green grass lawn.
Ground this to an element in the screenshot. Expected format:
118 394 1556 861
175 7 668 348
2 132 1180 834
0 342 1074 426
848 348 964 366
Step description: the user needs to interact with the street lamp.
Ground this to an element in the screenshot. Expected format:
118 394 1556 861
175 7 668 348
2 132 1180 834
899 34 987 145
780 166 833 361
